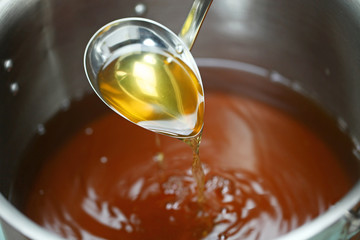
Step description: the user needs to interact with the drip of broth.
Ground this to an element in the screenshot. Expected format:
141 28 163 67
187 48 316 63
184 134 205 203
17 60 357 240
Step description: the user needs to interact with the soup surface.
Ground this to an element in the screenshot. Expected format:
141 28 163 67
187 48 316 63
22 60 354 240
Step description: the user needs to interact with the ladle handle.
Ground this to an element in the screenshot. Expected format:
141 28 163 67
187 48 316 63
178 0 213 50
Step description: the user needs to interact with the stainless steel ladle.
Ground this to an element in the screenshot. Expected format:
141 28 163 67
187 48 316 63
84 0 212 137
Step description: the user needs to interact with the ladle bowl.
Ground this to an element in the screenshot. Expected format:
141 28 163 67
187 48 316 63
83 0 212 138
84 17 204 138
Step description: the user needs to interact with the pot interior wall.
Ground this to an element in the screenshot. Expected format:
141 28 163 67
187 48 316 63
0 0 359 238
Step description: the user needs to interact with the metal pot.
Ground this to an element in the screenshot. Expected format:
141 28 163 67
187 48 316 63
0 0 359 239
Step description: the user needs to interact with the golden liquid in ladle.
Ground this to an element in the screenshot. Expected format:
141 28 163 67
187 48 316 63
97 50 204 138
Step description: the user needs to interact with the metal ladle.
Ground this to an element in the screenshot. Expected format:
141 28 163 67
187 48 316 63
84 0 212 138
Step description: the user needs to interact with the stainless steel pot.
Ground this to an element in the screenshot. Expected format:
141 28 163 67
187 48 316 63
0 0 359 239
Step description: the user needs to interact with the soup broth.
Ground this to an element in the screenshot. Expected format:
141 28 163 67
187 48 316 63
17 60 356 240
